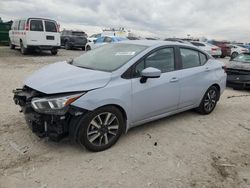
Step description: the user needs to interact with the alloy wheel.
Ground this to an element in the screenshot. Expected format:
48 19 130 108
204 89 217 112
86 112 119 146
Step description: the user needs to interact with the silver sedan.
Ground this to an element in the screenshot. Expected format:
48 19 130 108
13 40 227 151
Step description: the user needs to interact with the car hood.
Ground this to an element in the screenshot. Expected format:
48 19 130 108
227 61 250 71
25 61 112 94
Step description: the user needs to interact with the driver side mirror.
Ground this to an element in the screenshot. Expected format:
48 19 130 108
140 67 161 83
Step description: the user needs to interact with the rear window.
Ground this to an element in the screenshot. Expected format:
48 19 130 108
191 42 205 47
72 32 85 36
180 48 200 69
45 21 57 32
30 20 43 31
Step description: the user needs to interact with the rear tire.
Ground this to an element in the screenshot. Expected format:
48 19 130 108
51 48 58 55
77 106 124 152
20 41 28 55
9 41 15 49
196 86 219 115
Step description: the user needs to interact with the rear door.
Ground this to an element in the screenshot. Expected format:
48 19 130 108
177 47 211 108
44 20 60 46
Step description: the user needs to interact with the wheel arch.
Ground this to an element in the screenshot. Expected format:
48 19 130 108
69 103 129 142
94 104 128 133
211 83 221 100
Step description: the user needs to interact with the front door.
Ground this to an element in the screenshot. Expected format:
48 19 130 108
131 47 180 123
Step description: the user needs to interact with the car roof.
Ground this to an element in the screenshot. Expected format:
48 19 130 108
14 18 57 22
120 39 193 47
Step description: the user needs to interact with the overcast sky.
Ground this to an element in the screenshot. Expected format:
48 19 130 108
0 0 250 42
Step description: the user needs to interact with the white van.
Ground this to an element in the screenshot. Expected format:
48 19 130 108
9 18 61 55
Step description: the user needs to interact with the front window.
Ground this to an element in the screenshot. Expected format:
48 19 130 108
134 48 175 77
72 43 147 72
233 54 250 63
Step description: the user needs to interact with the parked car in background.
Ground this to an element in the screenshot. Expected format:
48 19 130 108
208 40 231 58
0 20 12 45
226 52 250 89
190 41 222 58
230 44 249 59
238 44 250 51
164 38 192 45
13 40 226 152
89 33 102 38
85 36 127 51
61 30 87 50
9 17 60 55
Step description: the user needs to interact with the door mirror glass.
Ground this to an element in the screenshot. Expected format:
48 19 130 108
140 67 161 83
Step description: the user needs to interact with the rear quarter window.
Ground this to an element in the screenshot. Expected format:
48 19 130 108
45 21 57 32
30 20 43 31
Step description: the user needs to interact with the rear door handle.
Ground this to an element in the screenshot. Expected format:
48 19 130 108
170 77 179 83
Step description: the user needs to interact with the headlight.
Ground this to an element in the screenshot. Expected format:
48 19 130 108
31 92 85 115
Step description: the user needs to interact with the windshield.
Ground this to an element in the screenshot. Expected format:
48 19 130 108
233 54 250 63
72 43 147 72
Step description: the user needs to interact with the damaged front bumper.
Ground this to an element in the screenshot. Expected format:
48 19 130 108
226 69 250 89
13 86 86 141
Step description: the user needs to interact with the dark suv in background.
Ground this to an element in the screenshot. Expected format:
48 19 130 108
208 40 231 58
61 30 87 50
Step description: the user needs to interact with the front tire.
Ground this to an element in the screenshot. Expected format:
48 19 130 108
9 41 15 49
65 41 71 50
86 45 91 51
231 52 238 59
77 106 124 152
197 86 219 115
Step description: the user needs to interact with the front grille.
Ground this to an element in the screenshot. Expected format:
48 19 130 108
226 68 250 75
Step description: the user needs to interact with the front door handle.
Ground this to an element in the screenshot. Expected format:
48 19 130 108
205 67 210 72
170 77 179 83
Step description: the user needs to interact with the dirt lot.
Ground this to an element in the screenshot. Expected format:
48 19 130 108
0 46 249 188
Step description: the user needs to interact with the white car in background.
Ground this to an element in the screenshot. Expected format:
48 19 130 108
230 44 249 59
191 41 222 58
85 36 127 51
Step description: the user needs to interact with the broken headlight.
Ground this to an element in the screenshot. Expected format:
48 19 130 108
31 92 85 115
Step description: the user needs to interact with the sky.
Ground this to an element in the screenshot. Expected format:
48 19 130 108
0 0 250 42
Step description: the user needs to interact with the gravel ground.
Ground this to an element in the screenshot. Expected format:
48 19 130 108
0 46 249 188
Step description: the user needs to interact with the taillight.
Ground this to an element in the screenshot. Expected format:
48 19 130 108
222 65 227 73
56 23 60 32
211 48 217 51
25 23 29 31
